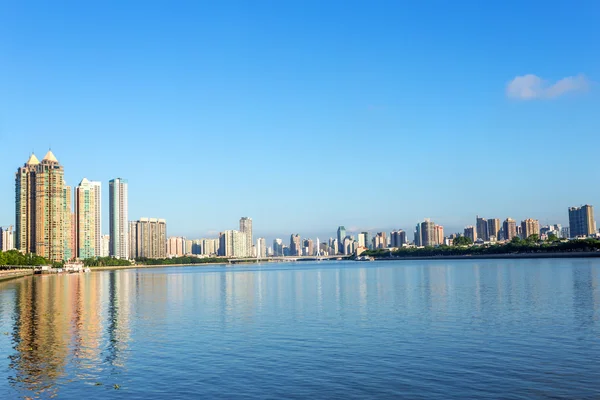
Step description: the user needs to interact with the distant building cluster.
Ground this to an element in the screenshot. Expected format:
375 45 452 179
2 151 599 262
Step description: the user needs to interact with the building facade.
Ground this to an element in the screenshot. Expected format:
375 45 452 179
421 219 436 247
239 217 253 257
15 151 71 261
464 226 476 242
503 218 517 241
290 234 302 256
132 218 167 259
568 205 595 238
521 218 540 239
109 178 128 259
257 238 267 258
0 226 14 251
75 178 98 259
487 218 501 241
476 216 489 241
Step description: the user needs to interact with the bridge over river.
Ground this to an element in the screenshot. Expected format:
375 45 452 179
228 255 353 264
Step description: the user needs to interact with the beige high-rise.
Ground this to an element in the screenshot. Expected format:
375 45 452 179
15 151 70 261
521 219 540 239
75 178 99 259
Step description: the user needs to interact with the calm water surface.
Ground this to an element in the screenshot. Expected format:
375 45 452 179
1 259 600 399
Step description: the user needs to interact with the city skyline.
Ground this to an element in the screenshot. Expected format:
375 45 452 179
1 2 599 240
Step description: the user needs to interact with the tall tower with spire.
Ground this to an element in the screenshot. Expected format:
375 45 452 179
15 150 70 261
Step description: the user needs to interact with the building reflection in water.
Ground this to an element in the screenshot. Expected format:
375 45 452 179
1 271 134 398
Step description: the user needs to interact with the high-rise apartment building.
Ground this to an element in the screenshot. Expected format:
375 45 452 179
521 218 540 239
132 218 167 259
128 221 138 259
390 230 407 248
219 230 247 257
476 216 489 241
487 218 500 241
201 238 219 256
464 226 476 242
15 151 70 261
100 234 110 257
568 205 595 238
256 238 267 258
414 224 422 246
0 226 14 251
290 234 301 256
434 225 444 245
374 232 387 249
167 236 185 257
420 219 436 247
109 178 128 259
503 218 517 241
302 238 314 256
239 217 253 257
358 232 368 248
75 178 99 259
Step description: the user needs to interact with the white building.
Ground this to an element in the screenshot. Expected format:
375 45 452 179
109 178 128 259
1 226 15 251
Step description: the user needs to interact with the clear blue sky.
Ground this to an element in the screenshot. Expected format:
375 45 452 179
1 0 598 241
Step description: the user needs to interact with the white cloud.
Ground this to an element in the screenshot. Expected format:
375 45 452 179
506 74 589 100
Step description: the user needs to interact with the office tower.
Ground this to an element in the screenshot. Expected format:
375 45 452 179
503 218 517 241
0 226 15 251
75 178 99 259
434 225 444 245
219 230 247 257
134 218 167 259
476 216 489 241
521 218 540 239
109 178 128 259
374 232 387 249
487 218 500 241
421 219 436 247
568 205 595 238
15 151 70 261
464 226 476 242
167 236 185 257
302 238 314 256
239 217 253 257
337 226 346 253
290 234 301 256
257 238 267 258
100 235 110 257
273 238 283 256
414 224 422 246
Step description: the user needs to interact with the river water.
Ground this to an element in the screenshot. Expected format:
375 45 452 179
1 259 599 399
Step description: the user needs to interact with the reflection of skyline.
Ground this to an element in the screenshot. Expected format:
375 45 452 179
0 261 600 398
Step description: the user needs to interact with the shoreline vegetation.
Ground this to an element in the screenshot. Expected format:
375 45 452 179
362 237 600 260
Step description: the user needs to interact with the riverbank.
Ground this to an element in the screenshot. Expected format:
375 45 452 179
0 269 33 282
371 251 600 262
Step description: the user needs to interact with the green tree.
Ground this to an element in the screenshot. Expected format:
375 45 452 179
547 233 559 242
453 236 473 246
526 234 540 244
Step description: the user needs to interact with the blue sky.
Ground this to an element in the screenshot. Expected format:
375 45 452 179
1 0 598 242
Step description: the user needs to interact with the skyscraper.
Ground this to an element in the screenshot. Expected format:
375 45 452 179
414 224 422 246
358 232 368 248
521 218 540 239
434 225 444 245
487 218 500 241
337 226 346 253
503 218 517 241
219 230 247 257
476 216 489 241
109 178 128 259
75 178 98 259
239 217 253 257
374 232 387 249
568 205 595 238
15 151 70 261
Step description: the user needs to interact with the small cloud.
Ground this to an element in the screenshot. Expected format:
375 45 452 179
506 74 589 100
